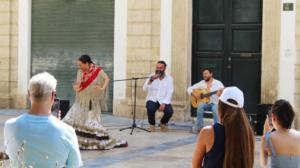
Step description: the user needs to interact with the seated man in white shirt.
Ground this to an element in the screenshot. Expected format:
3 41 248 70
187 68 224 133
143 61 174 132
4 72 82 168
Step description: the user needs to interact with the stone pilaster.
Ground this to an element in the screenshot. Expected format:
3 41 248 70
294 0 300 129
0 0 18 108
261 0 281 104
113 0 161 119
170 0 192 121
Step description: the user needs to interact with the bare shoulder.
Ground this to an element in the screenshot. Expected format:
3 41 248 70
201 125 214 132
287 129 300 156
100 69 106 75
199 125 215 152
291 129 300 138
291 130 300 152
199 125 214 140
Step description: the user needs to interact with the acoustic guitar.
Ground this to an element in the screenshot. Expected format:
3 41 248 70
190 89 219 108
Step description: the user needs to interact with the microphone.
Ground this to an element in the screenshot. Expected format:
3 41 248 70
150 72 160 82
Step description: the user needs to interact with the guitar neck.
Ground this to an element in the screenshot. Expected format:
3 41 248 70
202 90 218 98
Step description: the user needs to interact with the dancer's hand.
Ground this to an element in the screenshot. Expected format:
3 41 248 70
73 84 80 92
95 85 105 91
159 104 165 112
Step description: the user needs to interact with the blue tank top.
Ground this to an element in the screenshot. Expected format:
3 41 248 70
203 123 225 168
265 131 300 168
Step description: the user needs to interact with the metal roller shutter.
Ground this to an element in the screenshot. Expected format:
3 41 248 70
31 0 114 112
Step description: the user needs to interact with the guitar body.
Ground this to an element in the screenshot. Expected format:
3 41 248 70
191 89 211 108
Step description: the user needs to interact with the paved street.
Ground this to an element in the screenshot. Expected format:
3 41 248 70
0 110 262 168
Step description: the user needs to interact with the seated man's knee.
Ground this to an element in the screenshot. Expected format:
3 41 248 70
197 103 206 111
164 105 173 114
211 104 218 113
146 101 158 113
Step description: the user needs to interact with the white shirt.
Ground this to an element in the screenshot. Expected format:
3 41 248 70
143 74 174 104
187 79 224 104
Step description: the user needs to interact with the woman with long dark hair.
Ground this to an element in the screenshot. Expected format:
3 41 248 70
63 55 127 150
192 86 254 168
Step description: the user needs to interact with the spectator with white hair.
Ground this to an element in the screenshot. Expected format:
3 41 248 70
4 72 82 168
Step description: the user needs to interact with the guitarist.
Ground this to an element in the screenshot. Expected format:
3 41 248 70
187 68 224 133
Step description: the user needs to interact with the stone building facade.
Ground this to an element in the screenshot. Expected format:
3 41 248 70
0 0 300 129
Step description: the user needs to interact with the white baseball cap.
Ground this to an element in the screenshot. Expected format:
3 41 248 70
219 86 244 108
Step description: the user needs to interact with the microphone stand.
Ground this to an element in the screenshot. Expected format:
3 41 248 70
114 76 150 135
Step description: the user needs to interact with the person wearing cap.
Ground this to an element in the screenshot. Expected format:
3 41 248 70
260 99 300 168
187 68 224 133
192 86 255 168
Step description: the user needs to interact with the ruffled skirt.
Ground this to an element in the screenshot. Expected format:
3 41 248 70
63 103 127 150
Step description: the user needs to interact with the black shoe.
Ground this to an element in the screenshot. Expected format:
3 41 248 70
115 141 128 148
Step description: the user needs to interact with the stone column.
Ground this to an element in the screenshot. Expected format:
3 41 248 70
113 0 161 119
295 0 300 129
0 0 18 108
170 0 192 121
261 0 281 104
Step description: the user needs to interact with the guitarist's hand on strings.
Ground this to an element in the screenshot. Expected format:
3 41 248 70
191 93 201 99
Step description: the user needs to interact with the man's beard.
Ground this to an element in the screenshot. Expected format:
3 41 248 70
155 70 165 77
204 77 211 82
